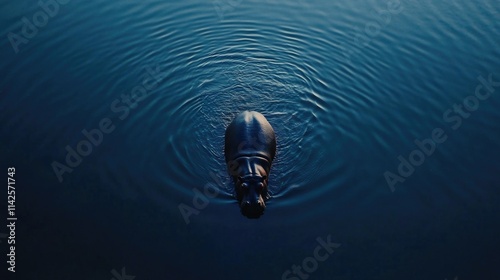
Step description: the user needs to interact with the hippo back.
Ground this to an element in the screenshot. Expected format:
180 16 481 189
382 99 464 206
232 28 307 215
224 111 276 163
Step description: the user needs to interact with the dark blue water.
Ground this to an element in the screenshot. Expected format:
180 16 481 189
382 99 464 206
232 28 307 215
1 0 500 279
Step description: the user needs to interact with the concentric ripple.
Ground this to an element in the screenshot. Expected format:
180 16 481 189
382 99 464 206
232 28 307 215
154 22 335 202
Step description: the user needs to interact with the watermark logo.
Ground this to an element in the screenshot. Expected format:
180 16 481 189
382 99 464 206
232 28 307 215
7 0 71 53
281 234 340 280
51 64 167 182
178 170 226 224
212 0 309 22
212 0 243 21
384 73 500 192
110 267 135 280
341 0 403 63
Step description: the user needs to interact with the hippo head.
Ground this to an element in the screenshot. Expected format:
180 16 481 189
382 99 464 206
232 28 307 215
235 175 268 218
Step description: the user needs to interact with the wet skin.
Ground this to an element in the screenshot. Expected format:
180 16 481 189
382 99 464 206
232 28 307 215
224 111 276 218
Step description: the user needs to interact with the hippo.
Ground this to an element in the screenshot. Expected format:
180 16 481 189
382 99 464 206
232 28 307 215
224 111 276 218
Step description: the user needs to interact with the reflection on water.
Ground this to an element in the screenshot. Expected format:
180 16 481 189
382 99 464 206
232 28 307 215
1 0 500 279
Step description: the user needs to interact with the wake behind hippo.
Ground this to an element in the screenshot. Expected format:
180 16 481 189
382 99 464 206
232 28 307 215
224 111 276 218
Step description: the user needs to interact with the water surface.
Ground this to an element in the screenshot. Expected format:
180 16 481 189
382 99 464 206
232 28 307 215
1 0 499 279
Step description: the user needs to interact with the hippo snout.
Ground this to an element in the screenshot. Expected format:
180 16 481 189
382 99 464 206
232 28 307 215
240 198 266 218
